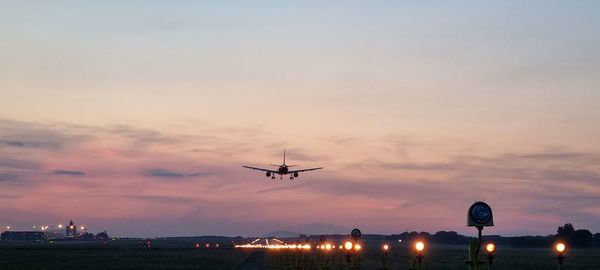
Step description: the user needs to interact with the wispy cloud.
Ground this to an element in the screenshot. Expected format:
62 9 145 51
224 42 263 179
0 140 26 147
146 169 208 178
0 173 19 181
124 195 206 204
0 157 41 170
53 170 86 176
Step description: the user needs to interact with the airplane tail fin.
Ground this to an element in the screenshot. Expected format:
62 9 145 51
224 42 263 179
283 149 286 165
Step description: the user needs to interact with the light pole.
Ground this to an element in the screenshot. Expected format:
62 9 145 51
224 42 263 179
415 241 425 270
344 241 353 270
380 244 389 270
555 242 566 270
485 243 496 269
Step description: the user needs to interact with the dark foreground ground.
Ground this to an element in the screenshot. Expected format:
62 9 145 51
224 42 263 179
0 240 597 269
265 244 599 270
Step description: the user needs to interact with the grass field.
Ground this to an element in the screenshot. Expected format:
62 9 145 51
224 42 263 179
0 240 252 270
265 243 599 270
0 240 597 269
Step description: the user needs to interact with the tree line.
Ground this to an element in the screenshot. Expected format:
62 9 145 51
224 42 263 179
385 223 599 248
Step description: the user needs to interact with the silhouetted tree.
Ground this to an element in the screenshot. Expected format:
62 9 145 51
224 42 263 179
568 230 593 248
509 236 553 248
557 223 575 238
433 231 472 245
594 233 600 247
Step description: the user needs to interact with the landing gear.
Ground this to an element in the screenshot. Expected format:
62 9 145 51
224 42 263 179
271 176 276 179
290 176 294 180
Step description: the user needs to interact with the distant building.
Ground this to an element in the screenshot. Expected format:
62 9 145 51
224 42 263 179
66 220 77 237
1 231 46 242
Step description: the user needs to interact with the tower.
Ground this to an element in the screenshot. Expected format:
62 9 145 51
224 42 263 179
66 220 77 237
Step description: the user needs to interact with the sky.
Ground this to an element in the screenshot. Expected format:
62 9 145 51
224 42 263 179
1 1 599 237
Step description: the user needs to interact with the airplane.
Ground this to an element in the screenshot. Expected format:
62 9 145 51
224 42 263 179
243 150 323 180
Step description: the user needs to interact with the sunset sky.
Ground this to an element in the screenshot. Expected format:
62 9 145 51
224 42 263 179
1 1 599 237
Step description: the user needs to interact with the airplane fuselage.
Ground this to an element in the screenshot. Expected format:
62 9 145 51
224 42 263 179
278 165 289 174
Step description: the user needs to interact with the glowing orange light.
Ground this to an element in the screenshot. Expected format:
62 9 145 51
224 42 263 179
58 224 63 228
344 241 353 251
556 243 566 253
339 245 343 249
485 243 496 254
415 241 425 252
354 244 362 251
383 244 389 251
325 244 332 250
81 226 85 230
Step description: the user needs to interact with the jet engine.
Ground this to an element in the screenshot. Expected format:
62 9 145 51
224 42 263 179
266 172 271 177
293 172 299 178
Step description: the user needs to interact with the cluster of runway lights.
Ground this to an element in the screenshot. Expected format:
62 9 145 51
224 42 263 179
234 241 364 251
234 243 312 250
236 240 569 267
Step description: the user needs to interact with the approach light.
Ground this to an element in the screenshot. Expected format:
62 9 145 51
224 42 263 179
354 244 362 251
325 244 332 250
415 241 425 264
383 244 389 251
555 242 567 266
344 241 353 251
58 224 63 228
415 241 425 252
485 243 496 265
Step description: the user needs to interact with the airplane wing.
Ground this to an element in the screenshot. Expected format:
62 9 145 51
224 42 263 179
288 167 324 173
243 166 278 173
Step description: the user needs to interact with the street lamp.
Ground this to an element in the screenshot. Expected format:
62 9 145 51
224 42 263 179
555 242 566 268
343 241 354 267
485 243 496 267
415 241 425 264
344 241 353 251
381 244 390 270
